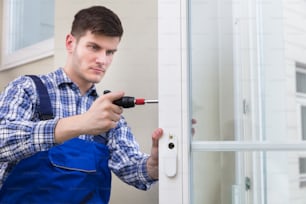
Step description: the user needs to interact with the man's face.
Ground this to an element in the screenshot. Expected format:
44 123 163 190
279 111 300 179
66 31 120 85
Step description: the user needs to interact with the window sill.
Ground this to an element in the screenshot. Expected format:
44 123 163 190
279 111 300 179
0 38 54 71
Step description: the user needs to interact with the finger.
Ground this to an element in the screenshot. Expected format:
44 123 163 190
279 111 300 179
152 128 163 147
192 118 197 125
191 118 197 136
106 107 122 121
112 105 123 114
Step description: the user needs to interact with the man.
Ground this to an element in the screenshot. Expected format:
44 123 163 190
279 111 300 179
0 5 163 203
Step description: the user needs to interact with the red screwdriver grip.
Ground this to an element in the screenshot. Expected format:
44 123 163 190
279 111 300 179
135 98 145 105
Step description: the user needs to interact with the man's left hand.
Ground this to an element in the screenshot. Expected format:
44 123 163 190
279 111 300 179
146 128 163 180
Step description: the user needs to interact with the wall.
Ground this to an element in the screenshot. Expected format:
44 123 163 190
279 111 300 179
0 57 54 90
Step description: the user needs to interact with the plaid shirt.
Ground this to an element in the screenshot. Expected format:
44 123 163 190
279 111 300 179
0 68 154 190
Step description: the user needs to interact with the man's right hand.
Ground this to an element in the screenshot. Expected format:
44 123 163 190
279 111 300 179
83 91 124 135
54 91 124 143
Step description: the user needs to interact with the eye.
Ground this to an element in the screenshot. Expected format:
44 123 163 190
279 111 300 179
87 44 100 51
106 50 116 56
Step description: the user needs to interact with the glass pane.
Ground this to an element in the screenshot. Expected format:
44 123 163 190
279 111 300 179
189 0 306 204
192 151 306 204
189 0 235 142
9 0 54 52
192 151 235 204
189 0 306 142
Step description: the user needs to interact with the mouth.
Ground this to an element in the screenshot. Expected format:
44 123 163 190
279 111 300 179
91 67 105 74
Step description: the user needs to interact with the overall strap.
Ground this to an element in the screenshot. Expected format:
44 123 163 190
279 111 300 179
27 75 54 120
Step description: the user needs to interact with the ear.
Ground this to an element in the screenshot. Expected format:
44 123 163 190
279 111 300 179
66 34 75 53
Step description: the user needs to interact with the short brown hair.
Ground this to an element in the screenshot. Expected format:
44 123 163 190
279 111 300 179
71 6 123 39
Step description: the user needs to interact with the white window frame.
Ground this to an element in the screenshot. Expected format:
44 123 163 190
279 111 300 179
1 0 54 71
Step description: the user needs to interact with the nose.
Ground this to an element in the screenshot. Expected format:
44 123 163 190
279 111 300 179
96 52 107 64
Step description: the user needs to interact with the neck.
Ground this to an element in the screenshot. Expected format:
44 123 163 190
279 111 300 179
63 66 93 96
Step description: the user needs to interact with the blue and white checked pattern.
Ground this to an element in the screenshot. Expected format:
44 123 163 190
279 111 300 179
0 68 154 190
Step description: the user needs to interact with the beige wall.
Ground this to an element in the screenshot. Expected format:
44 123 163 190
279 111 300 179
0 57 55 89
1 1 158 204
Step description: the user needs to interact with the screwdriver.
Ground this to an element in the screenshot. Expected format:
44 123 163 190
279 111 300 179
103 90 158 108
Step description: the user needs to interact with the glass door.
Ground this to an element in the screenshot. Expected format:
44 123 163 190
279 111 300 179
158 0 306 203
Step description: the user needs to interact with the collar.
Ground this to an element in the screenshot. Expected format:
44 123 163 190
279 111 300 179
53 68 98 97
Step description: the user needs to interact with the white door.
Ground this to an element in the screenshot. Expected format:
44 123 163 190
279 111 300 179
158 0 306 203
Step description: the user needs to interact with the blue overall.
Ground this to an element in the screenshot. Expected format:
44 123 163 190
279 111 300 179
0 75 111 203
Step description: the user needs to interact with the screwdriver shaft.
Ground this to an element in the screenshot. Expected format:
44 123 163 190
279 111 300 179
134 98 158 105
144 99 158 104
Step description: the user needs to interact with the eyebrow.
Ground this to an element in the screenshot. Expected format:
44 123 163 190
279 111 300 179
87 42 117 52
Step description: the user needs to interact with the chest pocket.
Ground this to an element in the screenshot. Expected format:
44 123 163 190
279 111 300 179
49 138 97 173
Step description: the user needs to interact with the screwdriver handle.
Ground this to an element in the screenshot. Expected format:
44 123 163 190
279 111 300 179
103 90 135 108
114 96 135 108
